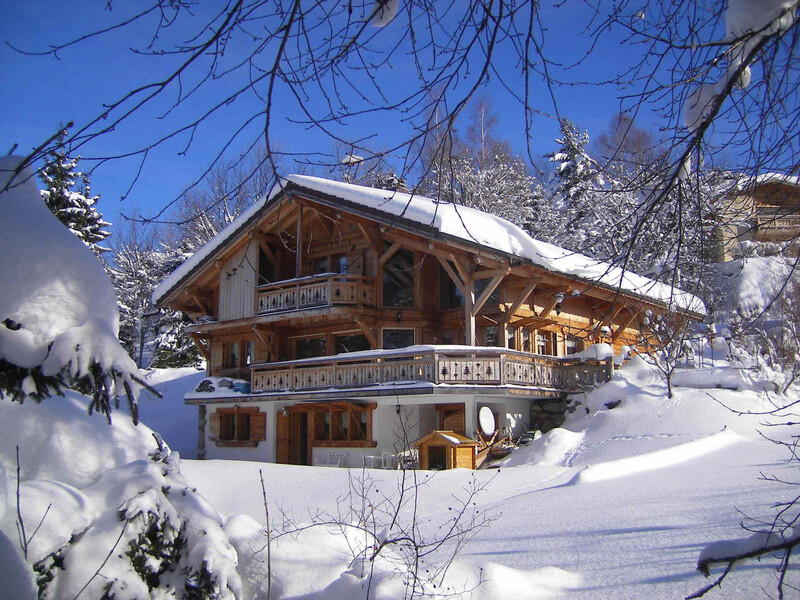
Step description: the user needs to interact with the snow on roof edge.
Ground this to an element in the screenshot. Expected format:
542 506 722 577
284 175 706 315
153 174 705 315
151 178 286 305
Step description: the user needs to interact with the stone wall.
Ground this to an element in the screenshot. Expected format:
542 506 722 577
529 396 580 432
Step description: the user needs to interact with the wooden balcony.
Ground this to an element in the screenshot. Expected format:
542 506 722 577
251 346 613 395
256 274 376 314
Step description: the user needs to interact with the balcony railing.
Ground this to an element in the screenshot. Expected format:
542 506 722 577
256 274 375 315
251 346 613 395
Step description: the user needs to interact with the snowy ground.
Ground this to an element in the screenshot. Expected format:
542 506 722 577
2 358 797 599
178 358 796 599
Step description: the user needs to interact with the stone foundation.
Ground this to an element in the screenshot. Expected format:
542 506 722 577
529 396 580 432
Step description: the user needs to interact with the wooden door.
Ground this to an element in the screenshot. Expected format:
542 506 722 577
276 411 289 464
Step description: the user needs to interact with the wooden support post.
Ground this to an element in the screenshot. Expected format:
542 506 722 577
186 287 211 316
378 241 401 267
472 272 506 316
538 288 570 320
258 239 276 265
436 255 467 295
503 279 540 321
197 405 206 460
464 275 476 346
295 204 303 278
355 317 379 348
612 311 639 343
500 320 509 349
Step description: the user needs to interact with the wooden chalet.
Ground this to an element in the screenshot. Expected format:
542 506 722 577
709 173 800 262
153 175 704 468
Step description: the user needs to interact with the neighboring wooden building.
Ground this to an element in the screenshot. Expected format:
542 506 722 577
153 175 704 468
708 173 800 262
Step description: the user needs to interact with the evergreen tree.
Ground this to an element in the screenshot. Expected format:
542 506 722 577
542 117 622 257
149 246 202 368
39 136 111 255
109 222 162 367
422 97 544 231
109 222 203 370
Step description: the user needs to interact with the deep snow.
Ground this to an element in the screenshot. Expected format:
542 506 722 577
178 358 797 599
3 355 793 599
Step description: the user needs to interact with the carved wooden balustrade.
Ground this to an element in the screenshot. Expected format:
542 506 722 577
256 274 376 314
251 347 613 394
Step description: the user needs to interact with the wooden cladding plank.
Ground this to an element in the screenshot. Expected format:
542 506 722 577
208 412 220 439
219 243 258 321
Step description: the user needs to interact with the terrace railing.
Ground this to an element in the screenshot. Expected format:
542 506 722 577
251 347 613 394
256 274 376 314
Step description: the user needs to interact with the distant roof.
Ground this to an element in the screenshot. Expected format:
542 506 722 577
752 173 800 188
153 175 705 315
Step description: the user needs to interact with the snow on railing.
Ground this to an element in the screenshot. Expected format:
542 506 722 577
250 347 612 394
256 274 376 314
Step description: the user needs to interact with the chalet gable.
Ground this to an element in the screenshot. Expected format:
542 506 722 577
153 174 704 319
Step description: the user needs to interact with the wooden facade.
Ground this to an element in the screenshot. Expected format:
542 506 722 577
154 175 703 468
709 174 800 262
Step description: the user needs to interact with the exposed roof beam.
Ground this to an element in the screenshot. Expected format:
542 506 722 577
472 272 507 316
501 278 541 323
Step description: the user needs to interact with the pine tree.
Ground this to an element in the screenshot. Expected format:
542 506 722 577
39 136 111 255
109 223 162 367
542 118 625 258
149 246 202 368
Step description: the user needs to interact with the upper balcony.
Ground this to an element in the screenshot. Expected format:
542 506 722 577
256 273 376 315
250 346 613 398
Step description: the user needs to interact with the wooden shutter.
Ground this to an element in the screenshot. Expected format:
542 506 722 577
250 412 267 441
276 411 289 464
209 412 220 440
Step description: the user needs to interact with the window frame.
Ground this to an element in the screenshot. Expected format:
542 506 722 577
209 406 266 447
382 327 415 350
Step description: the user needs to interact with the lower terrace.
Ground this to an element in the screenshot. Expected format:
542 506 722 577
243 345 614 399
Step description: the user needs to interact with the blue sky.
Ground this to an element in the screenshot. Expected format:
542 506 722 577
0 2 670 227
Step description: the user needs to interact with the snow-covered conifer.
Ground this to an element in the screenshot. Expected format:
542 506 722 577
39 136 111 256
542 118 622 257
0 156 138 421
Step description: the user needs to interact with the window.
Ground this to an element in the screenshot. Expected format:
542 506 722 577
312 257 329 275
294 336 327 359
223 340 254 368
475 278 500 305
535 331 557 356
383 246 415 307
224 342 239 368
439 264 463 309
383 328 414 349
521 329 531 352
335 334 371 354
484 325 498 347
288 402 374 448
565 335 582 356
258 247 273 285
439 329 456 345
209 407 266 447
334 254 348 274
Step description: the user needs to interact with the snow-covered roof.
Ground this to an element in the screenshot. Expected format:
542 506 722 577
153 174 705 314
751 173 800 188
